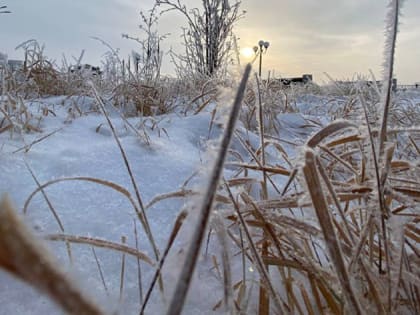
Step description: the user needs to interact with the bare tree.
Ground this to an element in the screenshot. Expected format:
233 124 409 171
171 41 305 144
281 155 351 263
157 0 244 77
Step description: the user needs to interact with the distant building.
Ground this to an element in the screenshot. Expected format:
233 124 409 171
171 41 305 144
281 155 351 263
277 74 313 86
0 54 25 82
0 54 24 73
7 60 24 72
69 64 102 77
262 74 314 93
0 52 7 64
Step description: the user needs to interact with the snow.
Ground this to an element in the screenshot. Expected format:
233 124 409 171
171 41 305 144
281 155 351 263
0 94 294 314
2 91 416 314
0 96 223 314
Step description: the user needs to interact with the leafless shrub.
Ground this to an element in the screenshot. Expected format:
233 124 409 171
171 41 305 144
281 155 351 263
122 4 166 84
94 35 175 117
156 0 245 78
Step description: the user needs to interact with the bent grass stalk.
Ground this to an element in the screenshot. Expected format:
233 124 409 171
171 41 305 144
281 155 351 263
45 233 153 264
24 161 73 263
23 176 150 232
302 149 362 314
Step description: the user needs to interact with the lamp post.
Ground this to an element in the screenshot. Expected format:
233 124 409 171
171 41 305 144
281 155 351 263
254 40 270 78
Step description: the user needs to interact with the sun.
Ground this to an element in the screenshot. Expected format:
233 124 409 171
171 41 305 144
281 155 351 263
241 47 255 59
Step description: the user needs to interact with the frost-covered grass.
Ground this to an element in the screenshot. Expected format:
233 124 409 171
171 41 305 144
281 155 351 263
1 1 419 314
1 81 419 315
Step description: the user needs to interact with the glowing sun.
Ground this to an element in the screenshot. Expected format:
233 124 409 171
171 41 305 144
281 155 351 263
241 47 256 59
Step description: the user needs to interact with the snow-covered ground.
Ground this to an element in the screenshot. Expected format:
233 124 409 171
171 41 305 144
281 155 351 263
1 90 418 314
0 95 319 314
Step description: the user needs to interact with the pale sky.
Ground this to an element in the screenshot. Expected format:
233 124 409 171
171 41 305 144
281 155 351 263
1 0 419 84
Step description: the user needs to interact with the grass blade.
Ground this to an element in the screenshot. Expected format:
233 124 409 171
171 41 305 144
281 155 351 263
166 64 252 315
302 149 363 314
0 196 107 315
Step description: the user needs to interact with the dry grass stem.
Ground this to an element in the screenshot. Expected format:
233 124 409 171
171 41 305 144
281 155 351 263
302 149 363 314
225 182 287 314
0 196 107 315
45 233 154 265
140 210 187 315
90 83 160 263
23 176 150 233
166 64 252 315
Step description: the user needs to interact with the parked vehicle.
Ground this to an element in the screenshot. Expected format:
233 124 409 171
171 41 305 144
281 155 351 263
69 64 102 77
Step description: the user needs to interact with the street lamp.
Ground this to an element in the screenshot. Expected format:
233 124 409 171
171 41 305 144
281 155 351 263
254 40 270 78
